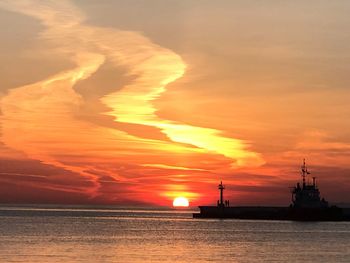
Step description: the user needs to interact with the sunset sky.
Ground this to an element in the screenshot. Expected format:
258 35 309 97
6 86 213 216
0 0 350 206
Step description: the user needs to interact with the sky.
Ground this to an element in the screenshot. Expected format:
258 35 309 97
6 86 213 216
0 0 350 206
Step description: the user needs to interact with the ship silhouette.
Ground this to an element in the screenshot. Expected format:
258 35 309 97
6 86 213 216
193 160 350 221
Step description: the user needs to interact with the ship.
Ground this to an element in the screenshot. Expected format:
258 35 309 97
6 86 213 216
193 160 350 221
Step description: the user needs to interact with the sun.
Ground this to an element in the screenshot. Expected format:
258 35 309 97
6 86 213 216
173 197 189 207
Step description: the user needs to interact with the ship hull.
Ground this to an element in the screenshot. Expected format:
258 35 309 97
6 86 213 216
193 206 350 221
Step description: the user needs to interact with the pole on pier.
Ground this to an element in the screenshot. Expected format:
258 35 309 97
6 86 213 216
218 181 225 207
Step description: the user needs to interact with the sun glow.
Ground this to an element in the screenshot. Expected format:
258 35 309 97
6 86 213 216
173 197 189 207
0 0 263 205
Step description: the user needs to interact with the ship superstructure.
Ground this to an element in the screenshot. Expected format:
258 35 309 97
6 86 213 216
291 159 328 208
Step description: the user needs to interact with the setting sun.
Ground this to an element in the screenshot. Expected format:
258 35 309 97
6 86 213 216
173 197 189 207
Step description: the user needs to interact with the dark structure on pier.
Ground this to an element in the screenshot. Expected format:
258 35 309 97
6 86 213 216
217 181 230 207
193 160 350 221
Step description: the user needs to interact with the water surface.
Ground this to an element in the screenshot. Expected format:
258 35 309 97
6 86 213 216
0 206 349 262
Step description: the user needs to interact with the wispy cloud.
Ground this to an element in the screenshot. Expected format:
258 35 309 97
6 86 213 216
0 0 263 204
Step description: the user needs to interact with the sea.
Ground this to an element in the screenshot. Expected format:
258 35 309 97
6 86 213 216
0 206 349 263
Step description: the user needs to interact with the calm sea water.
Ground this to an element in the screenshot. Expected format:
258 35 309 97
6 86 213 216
0 206 349 263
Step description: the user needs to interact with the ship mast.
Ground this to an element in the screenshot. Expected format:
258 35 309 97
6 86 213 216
301 158 310 188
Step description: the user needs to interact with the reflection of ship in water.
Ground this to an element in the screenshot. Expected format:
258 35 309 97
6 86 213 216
193 160 350 221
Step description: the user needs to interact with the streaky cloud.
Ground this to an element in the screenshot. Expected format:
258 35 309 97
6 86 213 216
0 0 263 203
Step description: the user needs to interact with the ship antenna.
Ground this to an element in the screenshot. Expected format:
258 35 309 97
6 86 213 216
301 158 306 187
301 158 311 187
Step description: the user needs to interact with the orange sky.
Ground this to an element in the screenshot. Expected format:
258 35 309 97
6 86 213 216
0 0 350 206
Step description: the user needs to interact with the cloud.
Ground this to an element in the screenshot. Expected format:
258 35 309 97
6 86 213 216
283 130 350 167
0 0 263 204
